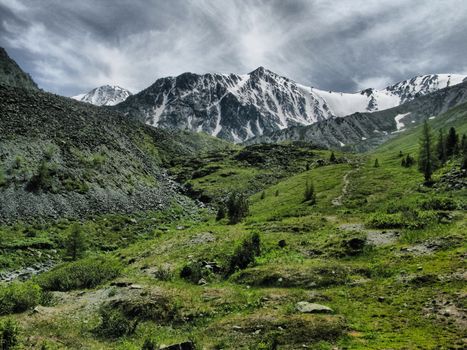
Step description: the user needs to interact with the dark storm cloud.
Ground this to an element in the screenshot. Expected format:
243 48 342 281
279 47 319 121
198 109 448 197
1 0 466 96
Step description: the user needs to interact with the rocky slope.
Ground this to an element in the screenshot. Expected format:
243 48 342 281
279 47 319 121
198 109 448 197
245 81 467 151
0 85 232 223
0 47 38 90
72 85 132 106
116 67 466 142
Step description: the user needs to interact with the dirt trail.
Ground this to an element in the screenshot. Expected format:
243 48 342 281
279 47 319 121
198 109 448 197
332 161 362 206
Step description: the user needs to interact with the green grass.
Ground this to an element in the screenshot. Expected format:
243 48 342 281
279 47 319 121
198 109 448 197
1 107 466 349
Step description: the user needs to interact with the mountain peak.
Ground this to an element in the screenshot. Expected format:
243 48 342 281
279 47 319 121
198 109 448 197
72 85 132 106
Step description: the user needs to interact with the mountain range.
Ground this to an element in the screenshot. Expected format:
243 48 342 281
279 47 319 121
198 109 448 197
92 67 464 142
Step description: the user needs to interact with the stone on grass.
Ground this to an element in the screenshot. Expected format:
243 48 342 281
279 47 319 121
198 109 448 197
296 301 333 314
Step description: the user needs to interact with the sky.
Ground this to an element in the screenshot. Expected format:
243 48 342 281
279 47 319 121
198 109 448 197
1 0 467 96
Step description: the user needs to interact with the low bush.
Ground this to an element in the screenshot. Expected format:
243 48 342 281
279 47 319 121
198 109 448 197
227 232 261 275
94 305 138 339
366 210 437 229
37 256 122 291
419 196 458 211
0 318 19 350
0 281 42 315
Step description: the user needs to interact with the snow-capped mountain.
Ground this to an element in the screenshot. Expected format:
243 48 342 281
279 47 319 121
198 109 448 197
312 74 466 117
117 68 466 143
118 67 334 142
72 85 132 106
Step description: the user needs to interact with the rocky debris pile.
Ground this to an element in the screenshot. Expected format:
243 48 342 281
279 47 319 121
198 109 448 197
0 84 203 222
0 260 57 282
435 168 467 191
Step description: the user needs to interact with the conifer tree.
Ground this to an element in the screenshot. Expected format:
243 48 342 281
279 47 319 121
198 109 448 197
303 179 316 204
436 129 447 165
65 224 87 260
374 159 379 168
461 134 467 154
226 192 249 224
418 121 437 183
445 127 459 157
329 151 337 163
398 150 403 157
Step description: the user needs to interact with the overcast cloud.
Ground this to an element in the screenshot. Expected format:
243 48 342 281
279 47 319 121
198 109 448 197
1 0 467 96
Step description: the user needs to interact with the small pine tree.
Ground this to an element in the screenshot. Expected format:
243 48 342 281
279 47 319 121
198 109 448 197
304 180 316 204
0 165 5 187
398 150 403 158
436 129 447 165
418 120 438 184
305 162 310 171
65 224 87 261
260 191 266 200
329 152 337 163
461 134 467 154
275 189 279 197
215 204 226 221
404 154 415 167
374 159 379 168
445 127 459 157
226 192 249 224
462 152 467 170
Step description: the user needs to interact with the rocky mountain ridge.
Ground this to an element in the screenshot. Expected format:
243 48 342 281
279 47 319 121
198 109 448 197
245 80 467 151
116 67 466 142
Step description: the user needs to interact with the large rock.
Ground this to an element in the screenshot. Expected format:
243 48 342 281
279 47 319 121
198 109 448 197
295 301 334 314
160 341 195 350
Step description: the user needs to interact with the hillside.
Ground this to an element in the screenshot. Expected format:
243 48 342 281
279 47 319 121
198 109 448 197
0 84 232 223
1 97 465 349
0 48 38 90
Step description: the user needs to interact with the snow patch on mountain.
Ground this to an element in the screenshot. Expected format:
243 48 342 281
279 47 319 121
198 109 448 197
313 74 467 117
394 112 411 131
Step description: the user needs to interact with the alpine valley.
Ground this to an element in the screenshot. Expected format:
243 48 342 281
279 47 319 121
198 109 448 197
0 45 466 350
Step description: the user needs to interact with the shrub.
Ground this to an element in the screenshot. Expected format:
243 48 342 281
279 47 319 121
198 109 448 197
227 232 261 275
215 204 226 221
420 197 458 211
94 305 138 339
37 256 122 291
26 160 56 192
303 180 316 204
153 265 173 281
0 319 19 350
0 281 42 315
366 210 437 229
226 192 249 224
142 338 158 350
329 152 337 163
260 191 266 200
64 223 87 260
